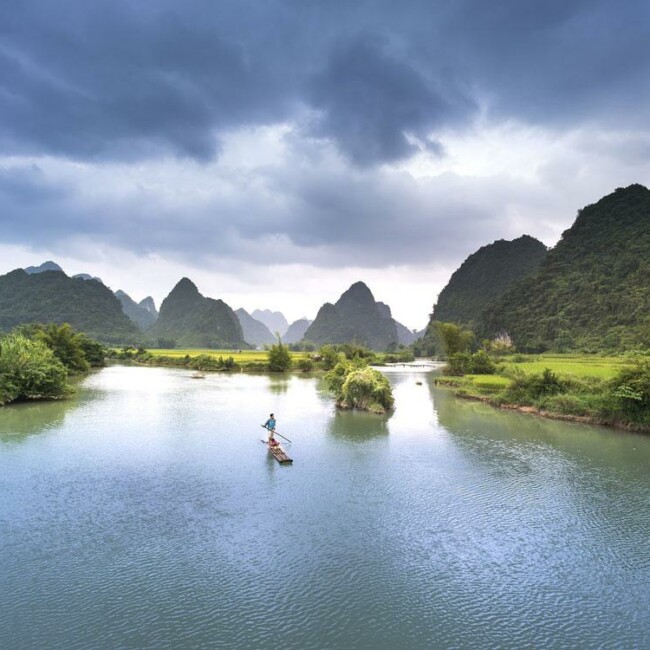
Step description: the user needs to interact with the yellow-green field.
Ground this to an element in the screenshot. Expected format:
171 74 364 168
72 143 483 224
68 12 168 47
437 354 632 395
499 353 629 380
146 349 311 362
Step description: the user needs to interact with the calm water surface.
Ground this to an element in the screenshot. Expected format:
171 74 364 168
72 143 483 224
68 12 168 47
1 365 649 649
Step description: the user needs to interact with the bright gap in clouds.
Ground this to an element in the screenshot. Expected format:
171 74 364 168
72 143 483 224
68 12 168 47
2 121 649 330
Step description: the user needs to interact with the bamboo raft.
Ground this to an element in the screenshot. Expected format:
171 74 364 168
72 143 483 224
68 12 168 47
262 440 293 464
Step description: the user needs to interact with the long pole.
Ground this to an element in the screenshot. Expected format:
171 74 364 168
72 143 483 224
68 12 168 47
261 424 292 444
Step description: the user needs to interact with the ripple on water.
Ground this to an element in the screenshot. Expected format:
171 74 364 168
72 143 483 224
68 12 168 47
0 366 649 649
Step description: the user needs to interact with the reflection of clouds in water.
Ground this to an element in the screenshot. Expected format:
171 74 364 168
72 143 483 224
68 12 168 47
0 397 80 441
327 409 391 442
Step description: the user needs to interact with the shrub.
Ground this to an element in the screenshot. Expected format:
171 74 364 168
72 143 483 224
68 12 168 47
505 368 565 405
0 334 69 404
319 345 341 370
267 342 292 372
326 360 394 413
445 350 496 375
607 358 650 425
189 355 239 371
297 358 314 372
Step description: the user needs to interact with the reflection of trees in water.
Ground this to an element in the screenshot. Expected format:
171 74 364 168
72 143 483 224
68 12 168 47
431 376 648 477
267 375 290 394
0 397 80 442
327 408 391 442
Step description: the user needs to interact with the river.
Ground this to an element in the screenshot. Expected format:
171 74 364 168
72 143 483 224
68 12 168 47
1 365 648 649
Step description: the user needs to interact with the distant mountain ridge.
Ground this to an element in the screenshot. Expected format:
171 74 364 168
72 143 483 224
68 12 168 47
235 308 276 347
283 318 312 344
149 278 248 348
304 282 399 350
23 261 63 274
0 268 138 343
482 184 650 350
115 290 158 330
252 309 288 337
73 273 104 284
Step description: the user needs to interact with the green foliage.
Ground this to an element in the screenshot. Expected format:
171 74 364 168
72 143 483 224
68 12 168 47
0 333 69 404
17 323 105 370
288 340 316 352
383 349 416 363
445 350 496 375
149 278 249 349
267 342 292 372
483 185 650 351
297 358 314 372
326 359 394 413
0 269 138 344
505 368 566 404
78 334 106 367
318 345 342 370
32 323 90 372
434 322 475 357
433 235 547 327
189 354 238 371
607 358 650 425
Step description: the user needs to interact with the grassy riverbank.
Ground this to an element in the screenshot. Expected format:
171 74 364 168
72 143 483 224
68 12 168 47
435 353 650 433
111 346 413 372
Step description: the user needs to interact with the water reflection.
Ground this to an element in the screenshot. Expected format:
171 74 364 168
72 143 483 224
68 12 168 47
267 375 290 394
327 408 391 442
0 397 80 442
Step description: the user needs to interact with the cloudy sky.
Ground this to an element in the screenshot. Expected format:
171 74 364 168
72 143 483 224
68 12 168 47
1 0 649 328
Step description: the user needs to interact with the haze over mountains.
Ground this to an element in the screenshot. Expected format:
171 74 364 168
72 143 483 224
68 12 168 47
115 290 159 331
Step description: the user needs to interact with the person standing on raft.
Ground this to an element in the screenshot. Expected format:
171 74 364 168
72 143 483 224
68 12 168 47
263 413 278 446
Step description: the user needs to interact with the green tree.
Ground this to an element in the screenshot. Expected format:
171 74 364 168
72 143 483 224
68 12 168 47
434 322 474 357
267 341 292 372
35 323 90 371
319 345 341 370
0 333 69 404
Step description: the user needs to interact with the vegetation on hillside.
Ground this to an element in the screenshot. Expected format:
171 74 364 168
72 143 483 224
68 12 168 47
304 281 398 350
433 235 547 328
0 269 138 344
482 185 650 351
149 278 249 349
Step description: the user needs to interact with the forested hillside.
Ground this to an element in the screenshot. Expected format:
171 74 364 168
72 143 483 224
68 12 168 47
483 185 650 350
150 278 248 349
304 282 399 350
0 269 138 343
433 235 547 327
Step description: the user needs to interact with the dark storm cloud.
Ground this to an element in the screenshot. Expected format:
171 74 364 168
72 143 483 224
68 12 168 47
1 0 648 164
306 35 465 164
0 159 522 269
